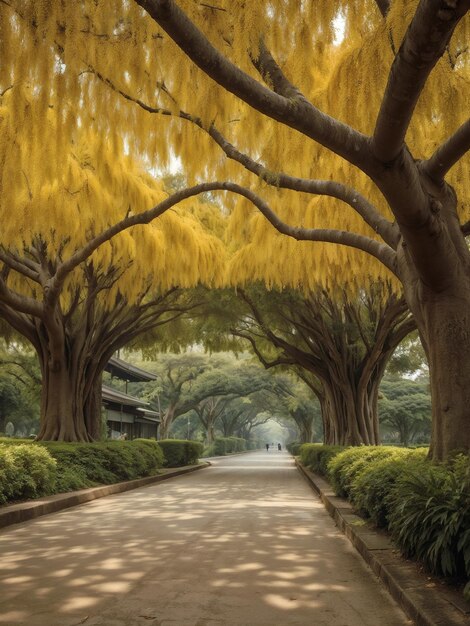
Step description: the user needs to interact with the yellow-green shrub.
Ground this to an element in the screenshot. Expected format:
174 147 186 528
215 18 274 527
350 448 428 526
0 443 56 503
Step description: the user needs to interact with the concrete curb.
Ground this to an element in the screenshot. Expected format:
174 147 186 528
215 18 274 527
0 462 211 530
295 459 470 626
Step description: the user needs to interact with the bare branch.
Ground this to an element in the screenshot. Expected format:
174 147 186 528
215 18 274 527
422 118 470 181
136 0 371 169
250 39 306 101
372 0 470 163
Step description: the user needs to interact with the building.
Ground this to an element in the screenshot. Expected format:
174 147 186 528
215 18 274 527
103 356 160 440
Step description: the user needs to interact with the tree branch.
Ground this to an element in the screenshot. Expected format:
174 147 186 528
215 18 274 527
372 0 470 163
45 181 397 308
461 220 470 236
230 330 295 369
375 0 391 17
421 118 470 181
0 277 44 318
0 248 41 283
93 71 398 247
136 0 371 169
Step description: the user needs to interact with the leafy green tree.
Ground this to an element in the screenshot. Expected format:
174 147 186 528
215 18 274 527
138 352 279 438
201 285 414 445
379 378 431 446
0 341 41 436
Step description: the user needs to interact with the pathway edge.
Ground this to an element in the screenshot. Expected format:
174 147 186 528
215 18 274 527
295 458 470 626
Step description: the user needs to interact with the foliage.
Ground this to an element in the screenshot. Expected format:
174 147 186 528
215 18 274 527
350 448 428 527
327 446 399 498
204 436 247 456
379 377 431 446
388 455 470 580
286 441 303 456
299 443 470 594
0 443 56 503
158 439 203 467
0 438 164 501
0 341 41 436
300 443 346 476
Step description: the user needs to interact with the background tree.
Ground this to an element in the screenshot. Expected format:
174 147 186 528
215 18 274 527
137 352 279 438
379 378 431 446
0 340 41 436
0 102 228 441
2 1 469 458
202 285 414 445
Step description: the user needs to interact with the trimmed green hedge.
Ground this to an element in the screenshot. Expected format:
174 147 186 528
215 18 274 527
350 448 428 527
0 438 164 503
328 446 399 498
300 443 345 476
286 441 303 456
297 443 470 596
158 439 203 467
203 436 247 457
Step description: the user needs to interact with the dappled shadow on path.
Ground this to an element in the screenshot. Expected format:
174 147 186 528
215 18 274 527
0 452 409 626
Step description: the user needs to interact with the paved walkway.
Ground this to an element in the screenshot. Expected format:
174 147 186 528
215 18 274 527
0 451 412 626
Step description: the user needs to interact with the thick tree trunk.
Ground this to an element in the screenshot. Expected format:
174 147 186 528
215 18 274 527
36 356 95 442
411 286 470 460
299 421 313 443
320 376 380 446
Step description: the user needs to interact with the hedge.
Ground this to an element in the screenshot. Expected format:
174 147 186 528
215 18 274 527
0 438 164 503
297 443 470 598
203 436 247 456
158 439 203 467
328 446 399 498
350 448 428 527
0 443 56 503
299 443 345 476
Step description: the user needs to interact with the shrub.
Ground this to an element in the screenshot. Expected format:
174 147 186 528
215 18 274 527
226 437 246 453
204 437 248 456
0 443 56 503
350 448 428 527
158 439 202 467
327 446 396 498
300 443 345 476
287 441 303 456
388 454 470 580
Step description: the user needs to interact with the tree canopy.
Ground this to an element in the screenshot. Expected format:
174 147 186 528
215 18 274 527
1 1 469 456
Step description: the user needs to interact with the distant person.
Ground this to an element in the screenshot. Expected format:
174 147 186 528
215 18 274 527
278 443 282 451
266 443 269 452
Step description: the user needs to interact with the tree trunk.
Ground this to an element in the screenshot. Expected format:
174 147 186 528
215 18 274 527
159 405 176 439
299 420 313 443
320 377 380 446
36 355 95 442
411 286 470 460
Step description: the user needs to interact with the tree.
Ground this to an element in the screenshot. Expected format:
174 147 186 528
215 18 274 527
0 103 228 440
203 285 414 445
138 352 278 438
3 1 469 458
0 340 41 436
132 0 470 460
379 378 431 446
